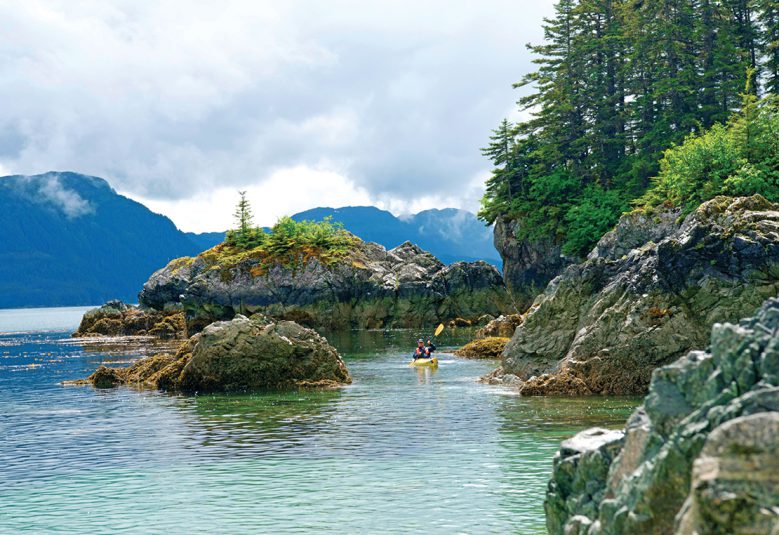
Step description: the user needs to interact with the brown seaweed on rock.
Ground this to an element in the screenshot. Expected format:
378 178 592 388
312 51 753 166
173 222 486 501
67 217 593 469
69 315 351 392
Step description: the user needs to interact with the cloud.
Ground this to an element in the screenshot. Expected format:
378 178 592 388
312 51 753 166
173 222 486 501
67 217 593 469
0 0 555 230
36 175 94 218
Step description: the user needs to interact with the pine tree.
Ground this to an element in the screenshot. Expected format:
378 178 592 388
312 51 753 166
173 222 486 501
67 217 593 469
757 0 779 93
233 191 253 236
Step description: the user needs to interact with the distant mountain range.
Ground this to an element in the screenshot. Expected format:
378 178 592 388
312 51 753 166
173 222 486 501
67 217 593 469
291 206 499 266
0 172 498 308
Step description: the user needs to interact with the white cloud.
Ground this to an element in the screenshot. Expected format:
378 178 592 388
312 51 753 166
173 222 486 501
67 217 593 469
0 0 555 230
35 174 93 218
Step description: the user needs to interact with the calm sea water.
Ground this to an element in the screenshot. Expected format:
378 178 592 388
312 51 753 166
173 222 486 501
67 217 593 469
0 307 639 534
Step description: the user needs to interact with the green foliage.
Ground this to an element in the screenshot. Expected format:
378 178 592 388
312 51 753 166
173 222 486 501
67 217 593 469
481 0 778 257
638 95 779 213
221 202 357 272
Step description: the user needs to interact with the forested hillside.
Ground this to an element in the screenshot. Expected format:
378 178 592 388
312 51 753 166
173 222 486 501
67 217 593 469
480 0 779 257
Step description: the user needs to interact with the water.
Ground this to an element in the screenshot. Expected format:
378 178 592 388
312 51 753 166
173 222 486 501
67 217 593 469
0 308 639 534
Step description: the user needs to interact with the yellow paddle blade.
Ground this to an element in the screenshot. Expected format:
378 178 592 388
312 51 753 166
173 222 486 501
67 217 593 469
434 323 444 337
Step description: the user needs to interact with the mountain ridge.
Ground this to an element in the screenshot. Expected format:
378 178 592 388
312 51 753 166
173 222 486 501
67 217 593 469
0 171 499 308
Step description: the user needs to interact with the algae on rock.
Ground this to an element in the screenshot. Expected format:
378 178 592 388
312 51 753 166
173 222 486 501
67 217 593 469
74 315 351 392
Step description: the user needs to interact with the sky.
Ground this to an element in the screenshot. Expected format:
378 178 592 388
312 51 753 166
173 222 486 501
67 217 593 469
0 0 555 231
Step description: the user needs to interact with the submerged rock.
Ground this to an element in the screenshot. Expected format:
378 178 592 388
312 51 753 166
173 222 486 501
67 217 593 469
73 300 187 339
454 337 510 358
74 315 351 392
545 296 779 534
139 240 511 331
497 195 779 395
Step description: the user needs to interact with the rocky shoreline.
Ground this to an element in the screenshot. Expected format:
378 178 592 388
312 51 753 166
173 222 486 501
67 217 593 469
140 240 512 331
490 196 779 396
545 296 779 534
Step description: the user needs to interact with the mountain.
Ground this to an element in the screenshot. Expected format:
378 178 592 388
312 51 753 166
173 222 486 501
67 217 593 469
0 172 222 308
0 171 498 309
291 206 499 266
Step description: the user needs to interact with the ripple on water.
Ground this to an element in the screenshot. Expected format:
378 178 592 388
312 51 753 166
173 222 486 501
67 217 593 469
0 326 639 534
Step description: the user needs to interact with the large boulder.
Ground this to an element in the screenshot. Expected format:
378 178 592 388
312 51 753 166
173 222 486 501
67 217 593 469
140 240 511 331
545 296 779 534
74 315 351 392
73 300 187 339
496 195 779 395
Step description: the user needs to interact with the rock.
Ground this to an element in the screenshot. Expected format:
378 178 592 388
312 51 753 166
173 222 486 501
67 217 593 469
140 240 512 331
75 315 351 392
546 428 625 535
676 412 779 535
499 196 779 395
73 300 187 340
454 337 509 358
89 365 125 388
545 296 779 534
493 216 574 308
475 313 524 338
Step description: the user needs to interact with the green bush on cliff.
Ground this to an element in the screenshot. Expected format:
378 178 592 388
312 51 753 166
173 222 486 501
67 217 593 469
222 209 357 271
637 94 779 214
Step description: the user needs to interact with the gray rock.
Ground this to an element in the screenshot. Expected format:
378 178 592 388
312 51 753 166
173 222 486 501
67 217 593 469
500 195 779 395
676 412 779 534
546 428 625 535
493 216 574 308
545 296 779 534
76 315 351 392
140 240 511 330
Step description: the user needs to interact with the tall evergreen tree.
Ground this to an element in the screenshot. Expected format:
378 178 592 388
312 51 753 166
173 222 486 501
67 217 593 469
233 191 253 235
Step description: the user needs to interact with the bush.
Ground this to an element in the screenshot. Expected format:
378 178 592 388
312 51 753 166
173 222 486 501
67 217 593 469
637 95 779 213
220 214 357 271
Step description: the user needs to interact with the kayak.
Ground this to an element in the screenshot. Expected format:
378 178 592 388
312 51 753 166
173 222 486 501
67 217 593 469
410 357 438 367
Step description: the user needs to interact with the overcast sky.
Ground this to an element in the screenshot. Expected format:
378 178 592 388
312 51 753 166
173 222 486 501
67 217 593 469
0 1 554 231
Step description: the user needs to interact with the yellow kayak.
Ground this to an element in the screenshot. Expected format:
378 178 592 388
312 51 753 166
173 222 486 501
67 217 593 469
410 357 438 367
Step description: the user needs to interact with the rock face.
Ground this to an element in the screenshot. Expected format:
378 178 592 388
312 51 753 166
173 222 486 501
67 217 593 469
73 300 187 339
77 315 351 392
140 240 511 331
498 195 779 395
493 216 573 307
545 296 779 534
475 313 524 338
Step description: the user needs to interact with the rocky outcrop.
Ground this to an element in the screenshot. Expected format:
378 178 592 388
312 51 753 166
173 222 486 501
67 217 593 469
493 216 573 307
545 296 779 534
74 315 351 392
454 337 509 358
140 240 511 331
475 313 524 338
73 300 187 339
497 195 779 395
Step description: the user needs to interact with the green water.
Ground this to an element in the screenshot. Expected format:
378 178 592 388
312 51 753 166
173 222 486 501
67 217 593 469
0 310 639 534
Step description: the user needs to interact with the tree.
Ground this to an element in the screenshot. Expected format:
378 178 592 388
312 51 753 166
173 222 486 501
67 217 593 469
233 190 253 235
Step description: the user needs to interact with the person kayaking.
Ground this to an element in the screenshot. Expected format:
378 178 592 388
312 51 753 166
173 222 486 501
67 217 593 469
412 339 428 360
412 339 437 360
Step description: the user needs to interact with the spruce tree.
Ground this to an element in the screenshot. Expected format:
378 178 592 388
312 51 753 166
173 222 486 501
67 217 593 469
233 191 253 236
